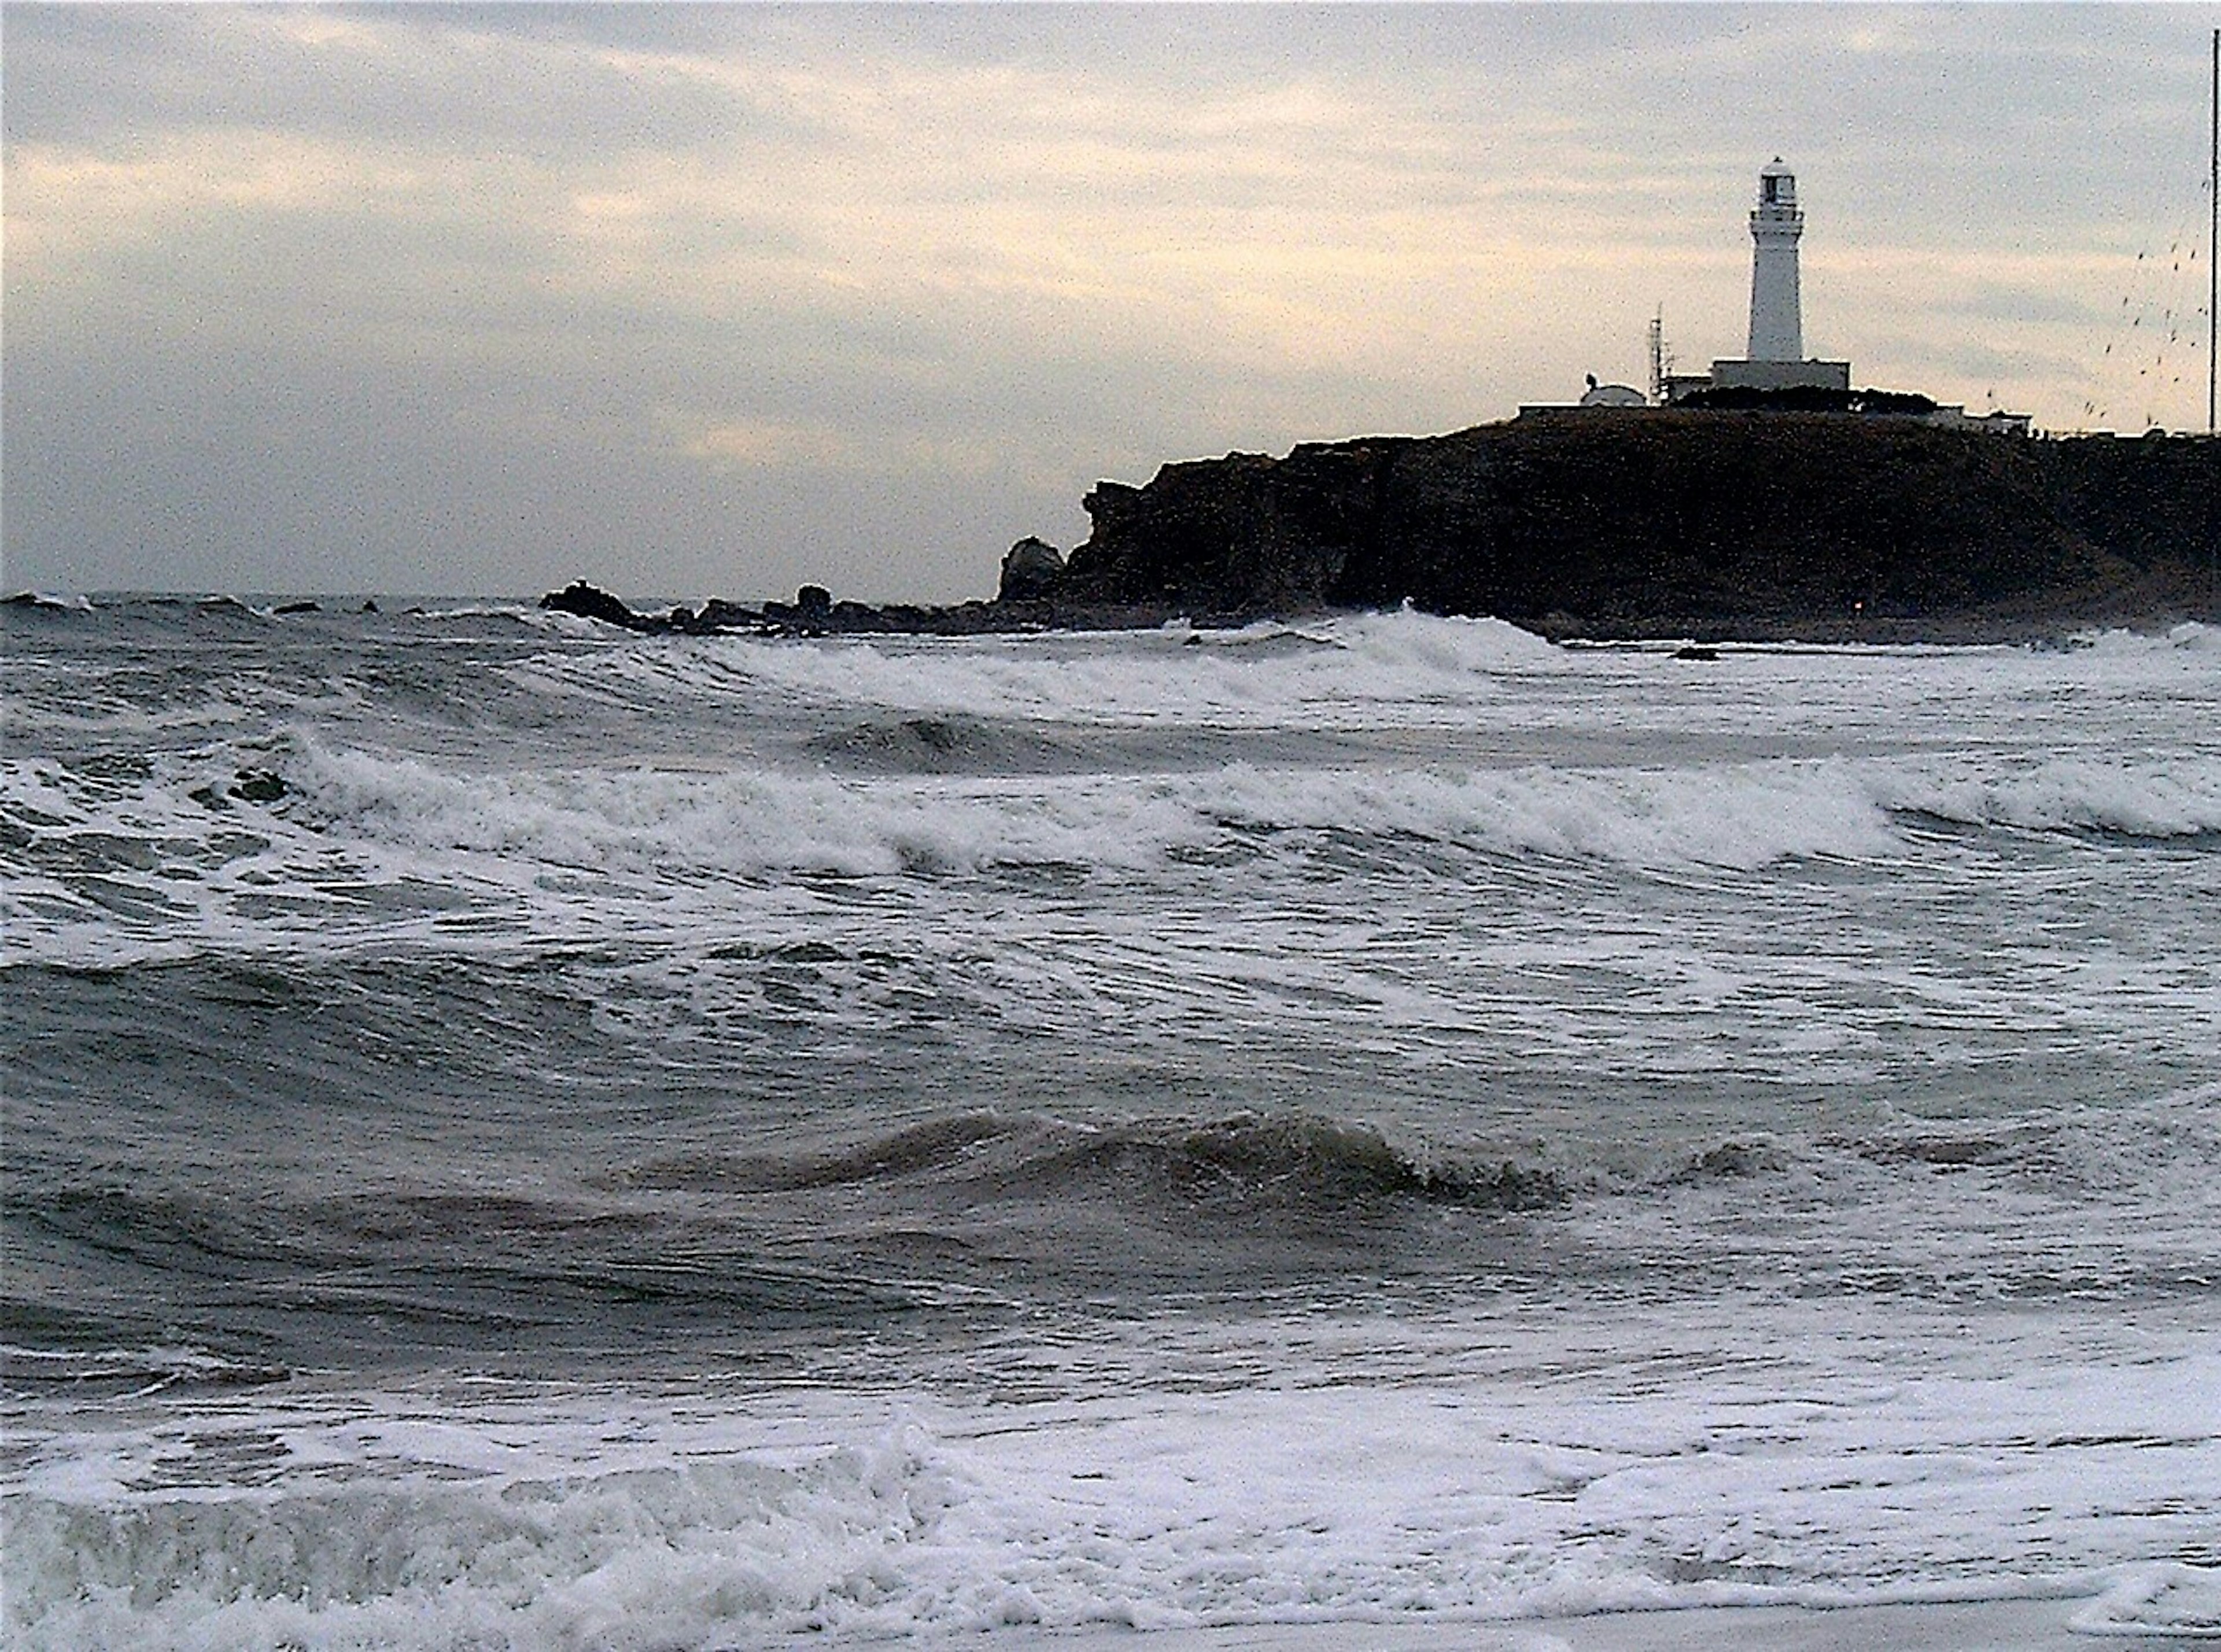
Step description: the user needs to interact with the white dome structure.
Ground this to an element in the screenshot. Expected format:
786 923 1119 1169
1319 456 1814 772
1579 377 1647 407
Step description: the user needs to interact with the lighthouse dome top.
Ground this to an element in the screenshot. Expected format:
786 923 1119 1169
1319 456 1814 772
1757 158 1796 208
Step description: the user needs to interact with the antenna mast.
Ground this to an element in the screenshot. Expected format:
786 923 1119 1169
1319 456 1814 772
2209 25 2216 433
1648 309 1670 405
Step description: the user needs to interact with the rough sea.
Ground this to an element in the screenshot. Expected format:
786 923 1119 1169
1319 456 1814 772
3 595 2218 1649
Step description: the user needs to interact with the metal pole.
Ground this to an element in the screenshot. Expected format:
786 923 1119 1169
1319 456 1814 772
2209 26 2217 433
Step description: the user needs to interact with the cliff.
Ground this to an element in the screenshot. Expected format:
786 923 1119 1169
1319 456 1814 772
1056 414 2221 639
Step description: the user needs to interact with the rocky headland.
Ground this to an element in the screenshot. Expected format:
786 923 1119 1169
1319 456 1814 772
545 412 2220 643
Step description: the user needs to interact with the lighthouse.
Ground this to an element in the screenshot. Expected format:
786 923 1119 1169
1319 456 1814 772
1581 156 2028 427
1658 158 1851 402
1747 158 1803 360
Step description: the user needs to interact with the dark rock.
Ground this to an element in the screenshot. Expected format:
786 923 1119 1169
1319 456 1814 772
541 580 647 630
998 537 1066 602
1057 416 2221 638
533 412 2219 650
1674 645 1720 661
540 582 1184 644
697 599 761 630
231 770 286 803
274 600 320 615
931 600 1031 636
360 599 380 614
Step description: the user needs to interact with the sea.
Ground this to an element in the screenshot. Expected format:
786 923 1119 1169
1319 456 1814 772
3 595 2218 1650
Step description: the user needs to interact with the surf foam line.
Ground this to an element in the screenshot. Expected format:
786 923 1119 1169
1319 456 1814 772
10 743 1893 971
8 736 2213 972
493 609 2221 746
279 737 2221 871
1872 753 2221 839
514 610 1573 732
274 740 1911 875
8 1326 2215 1649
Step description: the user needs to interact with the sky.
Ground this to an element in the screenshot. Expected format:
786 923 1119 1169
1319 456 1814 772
5 3 2215 603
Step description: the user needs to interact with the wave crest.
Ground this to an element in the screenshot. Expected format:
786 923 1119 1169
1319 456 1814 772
1876 755 2221 840
623 1112 1578 1220
5 1424 958 1647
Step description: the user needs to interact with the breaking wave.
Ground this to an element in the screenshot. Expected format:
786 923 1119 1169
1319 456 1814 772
610 1109 1588 1218
537 608 1569 732
7 1424 968 1650
11 1377 2217 1651
1876 755 2221 840
12 722 2218 971
172 740 2221 874
230 740 1919 875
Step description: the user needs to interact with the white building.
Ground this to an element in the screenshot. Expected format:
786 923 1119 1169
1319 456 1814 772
1530 157 2030 430
1747 157 1804 360
1668 160 1851 399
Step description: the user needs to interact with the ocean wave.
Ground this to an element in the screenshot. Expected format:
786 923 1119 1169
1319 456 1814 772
830 1089 2219 1220
275 740 1908 879
2074 1564 2221 1639
1212 757 1902 869
2071 620 2219 656
0 1342 290 1399
490 604 2221 750
532 607 1566 732
1330 605 1570 665
0 591 98 615
805 713 1096 775
6 1421 963 1649
278 736 1215 877
609 1109 1809 1224
12 733 2215 971
10 1351 2215 1650
1874 755 2221 840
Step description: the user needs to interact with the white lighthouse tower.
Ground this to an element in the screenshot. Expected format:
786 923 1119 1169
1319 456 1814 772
1747 158 1803 360
1658 157 1850 401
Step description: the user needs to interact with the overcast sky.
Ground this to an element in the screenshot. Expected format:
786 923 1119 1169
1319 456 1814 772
6 3 2213 602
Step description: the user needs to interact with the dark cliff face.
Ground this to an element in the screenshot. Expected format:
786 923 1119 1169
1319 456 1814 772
1058 414 2220 633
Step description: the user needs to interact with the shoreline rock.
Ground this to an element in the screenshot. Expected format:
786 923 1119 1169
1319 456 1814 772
1058 414 2220 638
542 415 2221 644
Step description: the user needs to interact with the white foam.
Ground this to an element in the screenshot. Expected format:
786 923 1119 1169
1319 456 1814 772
16 717 2220 972
8 1309 2215 1649
2073 620 2220 657
2073 1564 2221 1638
1209 757 1902 870
1871 755 2221 838
524 609 1569 733
284 736 1217 877
404 602 541 623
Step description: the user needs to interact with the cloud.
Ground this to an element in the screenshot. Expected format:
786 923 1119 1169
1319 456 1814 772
680 417 862 473
5 4 2215 599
